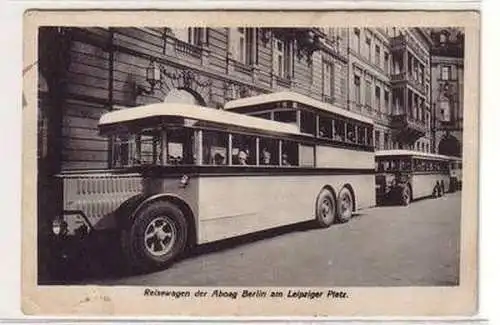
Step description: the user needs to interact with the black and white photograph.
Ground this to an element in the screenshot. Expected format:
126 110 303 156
22 10 479 316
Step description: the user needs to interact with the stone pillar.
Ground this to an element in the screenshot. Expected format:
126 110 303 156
201 46 211 67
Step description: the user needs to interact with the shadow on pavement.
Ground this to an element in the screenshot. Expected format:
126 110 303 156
39 219 347 285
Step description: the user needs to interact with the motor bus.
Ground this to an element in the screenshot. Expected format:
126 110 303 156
448 156 463 192
375 150 455 206
50 95 375 271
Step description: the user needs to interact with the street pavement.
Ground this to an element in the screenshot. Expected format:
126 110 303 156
56 192 462 287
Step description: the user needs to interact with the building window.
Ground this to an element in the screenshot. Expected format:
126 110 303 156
384 52 389 73
365 36 372 61
384 90 390 114
322 61 334 99
440 99 451 122
230 28 257 66
441 65 450 80
375 45 380 66
354 75 361 105
375 86 381 111
383 133 389 149
172 28 205 46
365 79 372 108
273 38 292 79
354 28 360 53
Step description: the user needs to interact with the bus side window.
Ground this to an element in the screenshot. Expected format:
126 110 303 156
281 140 298 166
346 123 356 143
259 137 279 166
358 125 366 145
165 128 195 165
367 126 373 146
112 134 132 167
318 115 333 139
300 110 316 135
333 119 345 142
202 130 229 165
274 110 297 126
232 134 257 166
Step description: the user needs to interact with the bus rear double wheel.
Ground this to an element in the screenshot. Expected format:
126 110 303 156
315 187 354 227
121 201 188 272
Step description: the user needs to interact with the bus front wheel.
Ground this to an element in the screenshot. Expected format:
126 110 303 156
337 188 353 223
315 189 336 228
400 185 411 206
121 201 188 272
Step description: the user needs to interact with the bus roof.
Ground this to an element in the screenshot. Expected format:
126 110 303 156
375 150 456 161
98 102 301 136
224 91 373 125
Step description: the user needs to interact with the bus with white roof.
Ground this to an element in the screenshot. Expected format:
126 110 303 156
50 92 375 271
375 150 459 206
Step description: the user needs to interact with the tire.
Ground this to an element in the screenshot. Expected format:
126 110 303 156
315 189 336 228
400 185 411 206
437 183 443 197
337 187 354 223
121 201 188 272
432 184 440 198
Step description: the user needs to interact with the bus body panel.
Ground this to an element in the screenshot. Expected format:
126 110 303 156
411 173 450 199
196 173 375 244
316 146 374 169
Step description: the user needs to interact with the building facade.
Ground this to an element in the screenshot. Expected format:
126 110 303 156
428 28 464 157
346 27 432 152
37 27 434 175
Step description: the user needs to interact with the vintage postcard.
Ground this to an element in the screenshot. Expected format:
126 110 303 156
22 10 479 316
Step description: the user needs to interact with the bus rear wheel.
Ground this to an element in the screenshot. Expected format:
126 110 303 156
315 189 336 228
121 201 188 272
337 188 353 223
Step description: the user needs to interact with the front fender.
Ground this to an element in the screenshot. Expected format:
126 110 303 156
114 193 195 230
113 194 149 229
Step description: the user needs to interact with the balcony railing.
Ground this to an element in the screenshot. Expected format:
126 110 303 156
174 39 202 59
391 113 427 139
233 60 254 75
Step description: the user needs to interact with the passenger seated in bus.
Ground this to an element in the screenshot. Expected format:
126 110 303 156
319 126 328 138
281 153 291 166
347 131 355 143
213 153 225 165
333 132 343 141
261 147 272 165
238 150 249 165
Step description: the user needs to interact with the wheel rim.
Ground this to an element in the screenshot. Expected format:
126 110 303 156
320 197 334 222
340 193 352 218
144 216 177 257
